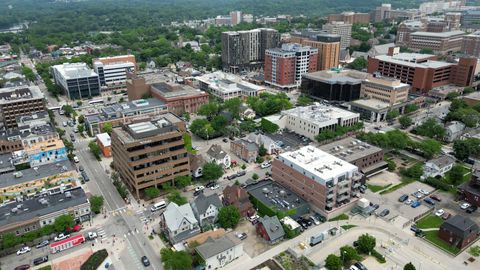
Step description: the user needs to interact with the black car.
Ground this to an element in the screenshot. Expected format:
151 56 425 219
205 182 215 188
227 174 237 180
378 209 390 217
33 256 49 266
354 262 368 270
141 256 150 267
35 240 49 249
466 205 478 213
353 240 359 247
193 189 203 196
78 165 84 172
398 194 408 202
296 219 308 229
81 171 90 182
372 204 380 210
222 138 228 143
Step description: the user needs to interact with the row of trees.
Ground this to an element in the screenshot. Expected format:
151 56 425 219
315 122 364 142
445 98 480 128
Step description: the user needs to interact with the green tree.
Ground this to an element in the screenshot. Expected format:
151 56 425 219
241 164 247 170
54 214 74 233
402 163 424 179
252 173 259 180
101 122 113 134
404 262 416 270
90 195 104 214
88 141 102 160
404 104 418 113
160 248 192 270
357 233 376 254
198 102 220 119
463 86 475 95
258 144 267 156
324 254 342 270
453 138 480 160
56 128 66 138
21 66 36 81
144 187 161 199
78 115 85 124
217 205 241 229
347 57 368 71
62 105 75 118
447 92 461 100
386 109 400 121
202 162 224 182
223 97 242 119
260 118 279 134
167 190 188 205
340 245 360 263
182 112 190 122
77 124 85 134
418 139 442 159
240 119 257 132
415 118 445 140
175 175 192 188
296 95 313 106
399 115 412 129
76 100 83 107
419 48 434 54
448 165 465 185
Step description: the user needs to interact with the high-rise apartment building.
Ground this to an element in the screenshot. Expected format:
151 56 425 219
373 4 392 22
230 11 242 25
111 115 190 198
221 28 280 73
290 33 341 71
462 31 480 57
0 85 45 129
51 63 100 100
322 22 352 49
93 55 136 90
272 146 363 218
264 43 318 89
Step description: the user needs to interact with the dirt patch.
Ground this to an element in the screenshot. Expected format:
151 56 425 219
52 248 93 270
231 219 269 257
368 171 401 186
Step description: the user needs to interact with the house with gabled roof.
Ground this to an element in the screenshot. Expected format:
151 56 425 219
438 215 479 250
195 235 243 269
422 155 455 179
207 144 231 168
160 202 201 244
256 215 285 244
191 193 223 226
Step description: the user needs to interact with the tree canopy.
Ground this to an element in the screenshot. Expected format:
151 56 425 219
160 248 192 270
218 205 241 229
202 162 224 182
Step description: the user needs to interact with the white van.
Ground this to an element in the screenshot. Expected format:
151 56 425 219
151 200 166 212
73 156 79 163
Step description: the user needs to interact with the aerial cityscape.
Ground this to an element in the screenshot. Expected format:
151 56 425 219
2 0 480 270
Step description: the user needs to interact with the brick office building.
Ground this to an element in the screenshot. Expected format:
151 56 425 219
327 12 370 24
272 146 363 218
289 33 341 71
0 86 45 129
367 48 477 93
264 43 318 89
462 31 480 58
408 31 465 54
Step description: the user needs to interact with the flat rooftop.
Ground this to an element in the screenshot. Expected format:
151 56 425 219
0 85 44 104
0 187 88 228
114 113 183 142
0 160 75 189
52 63 98 80
196 71 265 94
350 99 391 110
363 74 410 90
282 104 359 124
411 30 465 38
150 82 206 99
374 54 454 69
319 137 382 163
278 146 359 184
302 69 368 84
464 91 480 101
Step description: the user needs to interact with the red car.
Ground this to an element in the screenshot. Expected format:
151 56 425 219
66 224 82 233
430 195 442 202
14 265 30 270
442 212 452 220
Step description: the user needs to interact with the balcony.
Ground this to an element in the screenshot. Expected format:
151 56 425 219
326 192 334 199
326 201 334 208
353 182 361 189
337 185 350 194
336 193 349 202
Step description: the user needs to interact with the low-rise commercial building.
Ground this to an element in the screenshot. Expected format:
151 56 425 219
0 186 90 236
301 69 368 102
93 55 136 90
277 104 360 140
196 71 266 101
272 146 363 218
111 116 189 198
0 85 45 129
96 133 111 157
20 138 68 167
150 82 209 115
360 74 410 105
319 137 386 176
51 63 101 100
85 98 168 135
463 91 480 107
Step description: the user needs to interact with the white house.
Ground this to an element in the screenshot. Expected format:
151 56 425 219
246 133 281 155
161 202 201 244
422 155 456 179
191 193 223 226
444 121 465 142
195 235 243 269
207 144 231 168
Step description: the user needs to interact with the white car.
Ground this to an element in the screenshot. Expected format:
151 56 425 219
435 209 445 217
404 199 413 205
87 232 98 240
16 246 31 255
418 189 430 195
248 214 259 222
210 184 220 190
63 121 67 127
461 202 471 209
261 162 272 169
194 186 205 192
54 233 70 242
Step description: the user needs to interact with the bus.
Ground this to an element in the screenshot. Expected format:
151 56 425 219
47 106 61 111
50 234 85 254
88 99 104 105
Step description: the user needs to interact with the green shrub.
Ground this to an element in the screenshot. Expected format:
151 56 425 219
371 249 386 263
81 249 109 270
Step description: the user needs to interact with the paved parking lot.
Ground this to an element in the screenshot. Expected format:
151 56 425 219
433 191 480 224
365 180 435 223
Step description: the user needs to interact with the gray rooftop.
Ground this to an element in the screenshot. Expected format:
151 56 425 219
0 160 75 189
195 235 241 259
52 63 98 80
319 137 383 163
191 193 222 216
207 144 228 160
86 98 167 124
0 123 56 141
411 30 465 38
163 202 198 231
302 69 368 85
258 215 285 241
0 187 88 228
233 139 259 152
0 85 44 105
441 215 479 238
428 155 455 169
150 82 206 99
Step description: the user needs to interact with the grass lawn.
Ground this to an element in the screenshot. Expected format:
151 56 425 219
183 133 198 154
341 225 357 230
468 246 480 257
367 184 392 193
329 213 349 222
416 214 443 229
424 230 460 255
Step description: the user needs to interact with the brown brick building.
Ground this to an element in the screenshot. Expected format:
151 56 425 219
289 34 340 71
408 31 465 54
438 215 479 250
111 115 190 198
462 31 480 58
459 170 480 207
327 12 370 24
223 185 254 217
367 50 477 93
230 139 258 163
0 86 45 129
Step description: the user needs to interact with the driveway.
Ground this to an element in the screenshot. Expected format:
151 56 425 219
230 219 269 257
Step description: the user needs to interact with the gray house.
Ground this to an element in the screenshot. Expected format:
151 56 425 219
207 144 231 168
444 121 466 142
191 193 223 226
160 202 201 244
256 215 285 244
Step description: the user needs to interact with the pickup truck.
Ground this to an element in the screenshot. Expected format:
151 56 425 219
54 233 70 242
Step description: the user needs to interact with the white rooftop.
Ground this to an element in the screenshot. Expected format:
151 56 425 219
282 104 359 124
96 133 111 147
375 54 453 69
350 99 391 110
411 30 465 38
128 122 158 134
196 71 265 94
279 146 359 184
52 63 98 80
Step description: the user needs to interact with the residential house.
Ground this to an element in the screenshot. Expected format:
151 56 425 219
191 193 223 226
207 144 231 168
459 170 480 207
189 153 205 178
444 121 466 142
223 185 254 217
256 215 285 244
422 155 455 179
160 202 201 244
438 215 479 249
195 235 243 269
246 133 280 155
239 105 256 120
230 139 258 163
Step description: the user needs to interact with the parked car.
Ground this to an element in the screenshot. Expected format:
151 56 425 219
404 199 413 205
353 262 368 270
261 162 272 169
442 212 452 220
353 240 359 247
398 194 408 202
248 214 259 223
17 246 31 255
227 174 237 180
193 189 203 196
410 225 419 233
236 171 246 177
14 265 30 270
372 204 380 210
210 184 220 190
236 232 247 240
460 202 471 209
33 256 49 266
309 215 320 225
78 165 84 172
54 233 70 242
87 232 98 240
411 192 423 199
424 198 435 206
418 189 430 195
35 240 49 249
466 205 478 214
435 209 445 217
378 209 390 217
81 171 90 182
70 133 76 142
430 195 442 202
141 256 150 267
411 201 421 208
194 186 205 192
222 138 228 143
205 182 215 188
63 121 67 127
